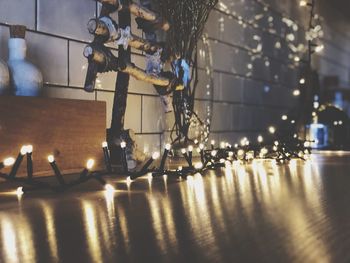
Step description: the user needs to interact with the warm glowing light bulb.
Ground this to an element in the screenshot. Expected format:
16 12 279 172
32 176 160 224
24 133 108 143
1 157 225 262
237 149 245 157
274 141 279 146
20 145 27 155
105 184 115 193
26 145 33 153
16 187 24 196
299 78 305 84
86 159 95 169
211 140 215 145
268 126 276 134
293 89 300 96
260 147 268 155
102 141 108 148
281 115 288 120
211 150 217 157
152 152 160 160
120 141 126 148
246 152 254 160
199 143 204 150
188 145 193 152
315 44 324 53
240 137 247 146
194 139 199 144
126 176 132 184
220 141 226 148
3 157 15 167
48 155 55 163
257 135 263 143
299 0 307 6
165 143 171 151
194 162 203 169
181 148 186 154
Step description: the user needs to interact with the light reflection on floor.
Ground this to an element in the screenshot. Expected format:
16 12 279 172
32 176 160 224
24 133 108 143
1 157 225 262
1 154 350 262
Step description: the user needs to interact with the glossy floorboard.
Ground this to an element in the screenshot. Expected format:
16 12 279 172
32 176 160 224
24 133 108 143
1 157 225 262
0 153 350 263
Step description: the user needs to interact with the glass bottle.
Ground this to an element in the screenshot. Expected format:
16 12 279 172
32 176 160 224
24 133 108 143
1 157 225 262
7 25 43 96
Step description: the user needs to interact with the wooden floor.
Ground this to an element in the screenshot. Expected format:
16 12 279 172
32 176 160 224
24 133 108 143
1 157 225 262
0 152 350 263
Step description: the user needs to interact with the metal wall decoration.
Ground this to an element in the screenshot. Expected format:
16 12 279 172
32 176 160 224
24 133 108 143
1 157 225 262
83 0 218 157
84 0 173 139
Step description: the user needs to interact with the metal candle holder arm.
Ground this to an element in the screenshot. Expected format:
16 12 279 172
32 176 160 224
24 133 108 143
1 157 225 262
88 16 163 54
83 42 173 92
83 5 178 94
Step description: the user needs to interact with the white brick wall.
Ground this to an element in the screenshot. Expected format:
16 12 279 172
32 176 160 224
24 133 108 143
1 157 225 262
1 0 350 152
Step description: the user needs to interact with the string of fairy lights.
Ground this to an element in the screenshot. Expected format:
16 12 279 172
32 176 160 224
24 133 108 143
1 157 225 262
0 0 322 196
242 0 324 138
216 0 324 98
0 134 311 196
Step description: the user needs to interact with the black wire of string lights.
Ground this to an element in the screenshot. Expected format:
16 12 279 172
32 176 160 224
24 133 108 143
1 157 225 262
129 134 311 181
0 129 312 196
0 144 116 195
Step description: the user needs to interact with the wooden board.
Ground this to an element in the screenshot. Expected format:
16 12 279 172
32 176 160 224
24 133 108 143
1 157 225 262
0 96 106 177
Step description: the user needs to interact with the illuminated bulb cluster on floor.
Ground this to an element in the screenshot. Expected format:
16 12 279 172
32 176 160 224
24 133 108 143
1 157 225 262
125 132 311 181
0 143 117 195
0 111 311 194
